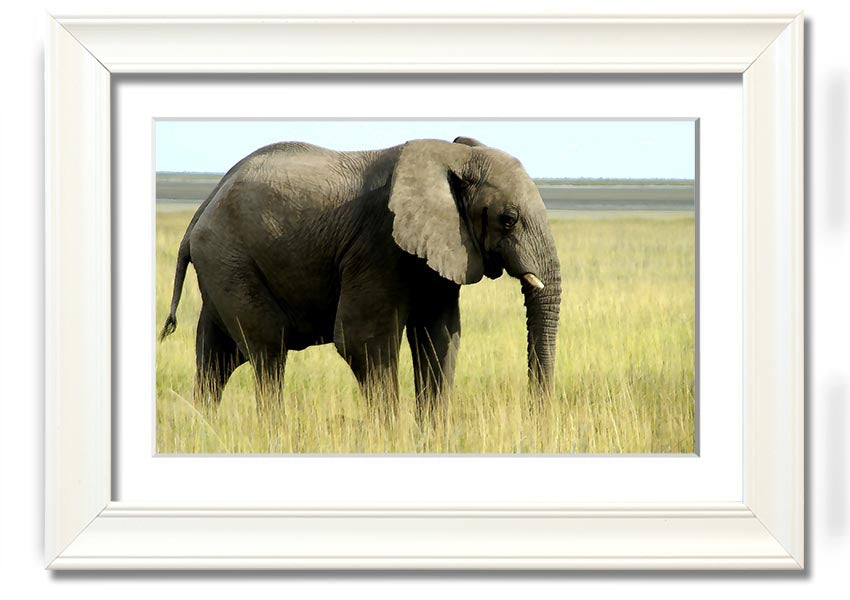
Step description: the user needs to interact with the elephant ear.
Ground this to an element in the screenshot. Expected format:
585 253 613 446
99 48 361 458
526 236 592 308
389 140 485 285
453 136 486 147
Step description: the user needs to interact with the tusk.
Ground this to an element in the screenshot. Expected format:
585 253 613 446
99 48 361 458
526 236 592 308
522 273 545 290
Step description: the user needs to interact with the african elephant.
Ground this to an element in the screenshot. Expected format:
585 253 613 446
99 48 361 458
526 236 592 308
159 137 561 416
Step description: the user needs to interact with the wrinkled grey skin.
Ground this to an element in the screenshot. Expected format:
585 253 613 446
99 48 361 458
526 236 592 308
160 137 561 416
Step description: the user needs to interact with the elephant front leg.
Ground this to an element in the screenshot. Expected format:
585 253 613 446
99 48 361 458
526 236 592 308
333 285 406 419
407 284 461 422
343 342 401 418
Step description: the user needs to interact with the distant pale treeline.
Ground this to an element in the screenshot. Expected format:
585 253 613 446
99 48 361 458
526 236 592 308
155 172 695 212
533 177 694 186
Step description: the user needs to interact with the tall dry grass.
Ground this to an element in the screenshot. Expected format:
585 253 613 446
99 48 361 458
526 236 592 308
156 209 694 453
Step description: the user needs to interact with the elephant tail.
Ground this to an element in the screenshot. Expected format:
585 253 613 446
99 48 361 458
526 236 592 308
159 238 191 342
158 156 249 342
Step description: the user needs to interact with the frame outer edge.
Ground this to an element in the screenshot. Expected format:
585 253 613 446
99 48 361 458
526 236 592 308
742 13 805 567
44 13 805 570
44 15 112 565
58 14 792 74
53 503 793 569
49 557 804 571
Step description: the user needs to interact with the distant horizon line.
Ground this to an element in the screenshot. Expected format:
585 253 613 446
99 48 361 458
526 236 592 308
156 171 696 182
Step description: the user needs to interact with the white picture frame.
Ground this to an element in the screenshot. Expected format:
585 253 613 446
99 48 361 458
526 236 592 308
45 13 804 570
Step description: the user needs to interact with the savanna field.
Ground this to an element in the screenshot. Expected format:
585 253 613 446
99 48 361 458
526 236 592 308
156 209 695 454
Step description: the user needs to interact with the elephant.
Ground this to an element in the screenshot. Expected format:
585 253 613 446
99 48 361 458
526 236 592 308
159 136 561 417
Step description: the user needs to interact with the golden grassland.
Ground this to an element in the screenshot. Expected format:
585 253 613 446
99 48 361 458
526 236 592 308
156 209 694 454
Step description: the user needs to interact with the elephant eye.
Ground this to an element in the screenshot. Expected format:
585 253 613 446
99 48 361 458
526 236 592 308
499 210 518 229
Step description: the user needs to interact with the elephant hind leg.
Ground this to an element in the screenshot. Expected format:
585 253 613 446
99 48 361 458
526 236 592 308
251 350 288 414
197 258 292 413
195 304 245 408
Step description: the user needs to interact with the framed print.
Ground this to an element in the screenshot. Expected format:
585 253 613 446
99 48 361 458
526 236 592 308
121 81 735 507
150 119 701 456
45 13 803 569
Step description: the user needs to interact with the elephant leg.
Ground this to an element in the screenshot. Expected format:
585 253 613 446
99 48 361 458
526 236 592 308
346 342 399 417
199 260 291 413
407 282 461 421
195 304 244 408
333 280 406 417
251 350 288 413
233 310 288 414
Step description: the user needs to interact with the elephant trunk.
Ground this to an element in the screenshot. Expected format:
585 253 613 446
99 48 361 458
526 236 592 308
522 241 561 396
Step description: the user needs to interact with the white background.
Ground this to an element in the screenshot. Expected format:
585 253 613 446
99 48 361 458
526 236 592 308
1 0 846 597
115 78 740 505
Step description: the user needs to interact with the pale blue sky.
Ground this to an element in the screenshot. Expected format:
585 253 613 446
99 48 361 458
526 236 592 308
155 120 695 179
